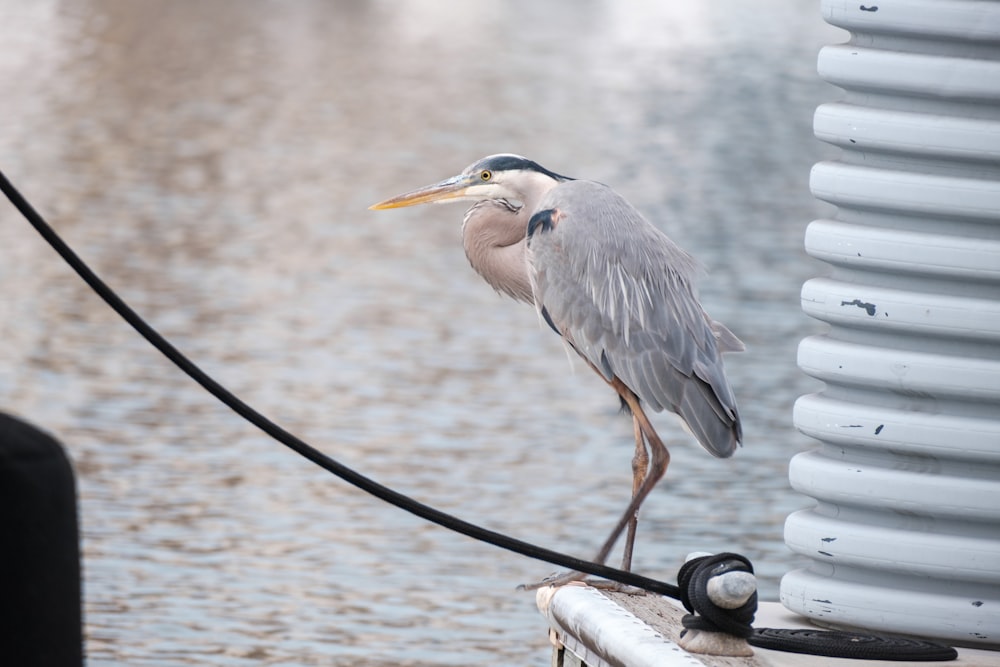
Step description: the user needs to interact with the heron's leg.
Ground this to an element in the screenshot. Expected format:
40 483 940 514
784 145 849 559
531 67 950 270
519 380 670 591
620 413 647 572
588 381 670 568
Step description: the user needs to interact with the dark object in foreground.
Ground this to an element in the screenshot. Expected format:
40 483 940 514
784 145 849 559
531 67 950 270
0 413 84 667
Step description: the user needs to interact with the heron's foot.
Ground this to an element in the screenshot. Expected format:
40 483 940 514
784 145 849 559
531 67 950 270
517 571 647 594
587 579 648 595
516 570 586 591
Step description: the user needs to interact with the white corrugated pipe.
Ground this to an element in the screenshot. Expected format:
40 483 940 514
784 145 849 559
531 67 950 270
781 0 1000 648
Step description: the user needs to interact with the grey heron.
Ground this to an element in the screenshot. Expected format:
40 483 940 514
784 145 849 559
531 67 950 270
370 154 743 583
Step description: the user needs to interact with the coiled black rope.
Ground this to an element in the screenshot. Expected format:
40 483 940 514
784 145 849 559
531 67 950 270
677 554 957 660
0 171 961 661
679 553 756 638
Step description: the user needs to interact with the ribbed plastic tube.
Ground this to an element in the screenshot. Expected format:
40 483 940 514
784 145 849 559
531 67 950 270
781 0 1000 647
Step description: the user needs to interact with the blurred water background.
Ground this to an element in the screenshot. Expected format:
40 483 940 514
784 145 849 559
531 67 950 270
0 2 845 665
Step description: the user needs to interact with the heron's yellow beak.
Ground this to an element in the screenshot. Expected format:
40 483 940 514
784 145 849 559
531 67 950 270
369 174 474 210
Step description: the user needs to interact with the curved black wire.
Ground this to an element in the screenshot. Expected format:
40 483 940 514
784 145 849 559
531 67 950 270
0 170 682 599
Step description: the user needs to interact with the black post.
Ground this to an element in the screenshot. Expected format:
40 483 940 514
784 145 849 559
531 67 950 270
0 413 84 666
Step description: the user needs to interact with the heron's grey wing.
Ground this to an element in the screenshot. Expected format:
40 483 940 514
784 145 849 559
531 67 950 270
526 180 742 458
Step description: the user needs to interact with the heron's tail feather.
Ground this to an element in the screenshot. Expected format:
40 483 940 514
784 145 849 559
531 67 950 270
677 373 741 458
711 320 745 354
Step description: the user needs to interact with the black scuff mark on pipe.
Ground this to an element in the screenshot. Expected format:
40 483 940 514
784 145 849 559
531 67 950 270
860 5 878 11
875 424 884 435
841 299 877 316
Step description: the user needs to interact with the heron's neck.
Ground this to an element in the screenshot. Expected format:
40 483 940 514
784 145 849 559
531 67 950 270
462 200 534 303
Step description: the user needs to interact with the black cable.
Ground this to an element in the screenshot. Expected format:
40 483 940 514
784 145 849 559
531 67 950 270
0 170 682 598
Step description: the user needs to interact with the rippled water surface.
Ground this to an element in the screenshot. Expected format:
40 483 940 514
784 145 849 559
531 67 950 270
1 2 844 664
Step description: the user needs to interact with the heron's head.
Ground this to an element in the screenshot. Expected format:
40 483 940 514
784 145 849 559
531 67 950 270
369 154 571 211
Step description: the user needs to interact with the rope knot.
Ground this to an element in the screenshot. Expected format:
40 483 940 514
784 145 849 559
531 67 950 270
678 552 757 644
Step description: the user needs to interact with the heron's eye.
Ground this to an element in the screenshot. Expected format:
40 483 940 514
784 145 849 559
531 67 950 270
480 170 492 182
